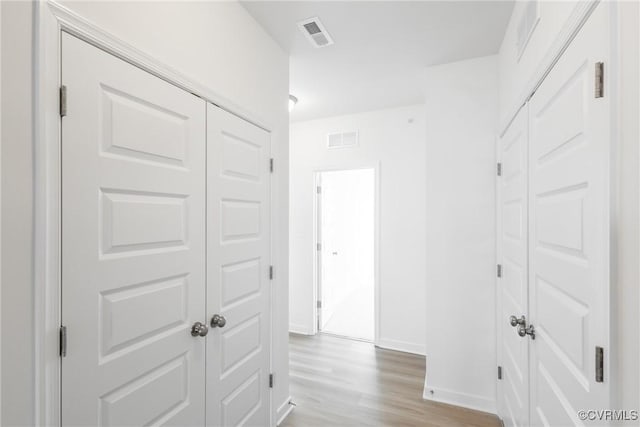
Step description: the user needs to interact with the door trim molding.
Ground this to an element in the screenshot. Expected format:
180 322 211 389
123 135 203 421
33 2 276 425
311 165 381 346
499 0 600 136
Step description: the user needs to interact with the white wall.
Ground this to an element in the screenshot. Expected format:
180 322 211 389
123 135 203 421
497 0 579 125
498 0 640 415
319 169 375 337
289 104 427 355
1 1 290 424
423 55 498 413
1 2 35 424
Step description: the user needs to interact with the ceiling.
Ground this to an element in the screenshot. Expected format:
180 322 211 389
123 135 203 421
241 1 514 122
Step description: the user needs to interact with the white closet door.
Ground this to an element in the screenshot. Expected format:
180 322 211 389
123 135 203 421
319 173 345 328
61 33 206 426
497 105 529 427
528 3 610 425
206 104 271 427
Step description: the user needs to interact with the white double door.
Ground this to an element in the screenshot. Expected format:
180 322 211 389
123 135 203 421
497 3 610 426
61 33 271 426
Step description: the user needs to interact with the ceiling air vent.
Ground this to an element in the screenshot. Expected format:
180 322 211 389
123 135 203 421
298 17 334 48
327 131 358 149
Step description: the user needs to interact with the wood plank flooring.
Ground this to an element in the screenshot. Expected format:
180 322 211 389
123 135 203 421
281 333 501 427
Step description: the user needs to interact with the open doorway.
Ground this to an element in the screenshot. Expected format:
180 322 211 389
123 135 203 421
315 168 376 342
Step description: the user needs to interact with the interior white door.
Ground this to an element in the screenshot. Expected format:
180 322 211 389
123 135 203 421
319 173 343 328
61 33 206 426
528 3 610 425
497 105 529 427
315 174 324 331
206 104 271 427
318 169 375 341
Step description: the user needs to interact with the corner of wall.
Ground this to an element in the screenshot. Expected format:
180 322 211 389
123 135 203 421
377 337 425 356
422 383 497 415
289 324 314 336
276 397 294 426
423 54 499 417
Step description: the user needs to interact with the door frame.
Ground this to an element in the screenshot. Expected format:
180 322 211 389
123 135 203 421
33 2 277 425
312 165 381 346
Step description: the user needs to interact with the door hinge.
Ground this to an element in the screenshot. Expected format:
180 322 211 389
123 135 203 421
317 300 322 309
269 373 274 388
270 158 274 173
317 242 322 251
59 325 67 357
497 366 502 380
497 163 502 177
497 264 503 278
59 85 67 117
595 62 604 98
595 346 604 383
269 265 274 280
317 186 322 194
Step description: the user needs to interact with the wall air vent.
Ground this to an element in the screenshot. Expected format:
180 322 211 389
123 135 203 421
516 0 540 60
298 17 334 48
327 131 358 149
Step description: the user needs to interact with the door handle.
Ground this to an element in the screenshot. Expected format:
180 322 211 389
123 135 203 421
509 315 526 327
517 324 535 339
191 321 209 337
211 314 227 328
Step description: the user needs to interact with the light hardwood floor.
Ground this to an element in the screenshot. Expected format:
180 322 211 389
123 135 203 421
281 333 501 427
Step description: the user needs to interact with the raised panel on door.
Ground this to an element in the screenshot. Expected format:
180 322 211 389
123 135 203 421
528 3 610 425
206 104 271 427
61 32 206 426
497 105 529 427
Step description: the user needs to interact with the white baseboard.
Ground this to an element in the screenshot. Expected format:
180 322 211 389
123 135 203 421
276 396 294 426
423 384 497 415
289 323 314 335
376 337 426 355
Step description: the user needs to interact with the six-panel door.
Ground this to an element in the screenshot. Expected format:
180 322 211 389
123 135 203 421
61 32 207 425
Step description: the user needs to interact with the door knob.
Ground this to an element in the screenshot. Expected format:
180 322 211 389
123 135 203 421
211 314 227 328
517 324 535 339
191 321 209 337
509 315 526 327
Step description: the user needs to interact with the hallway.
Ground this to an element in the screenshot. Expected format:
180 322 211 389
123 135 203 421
283 334 501 426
